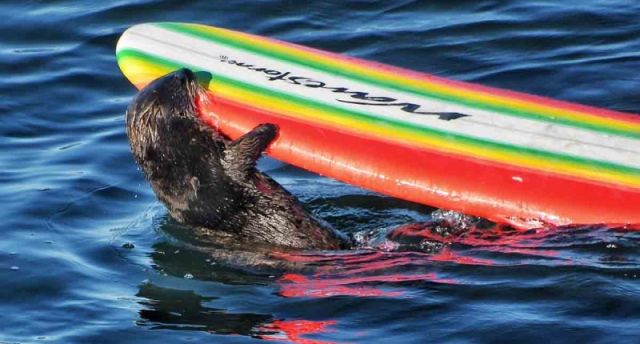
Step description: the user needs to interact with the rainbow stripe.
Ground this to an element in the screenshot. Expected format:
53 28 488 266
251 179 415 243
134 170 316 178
116 22 640 227
162 23 640 139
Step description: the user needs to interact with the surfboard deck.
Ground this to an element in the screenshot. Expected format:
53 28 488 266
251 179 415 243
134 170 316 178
116 22 640 229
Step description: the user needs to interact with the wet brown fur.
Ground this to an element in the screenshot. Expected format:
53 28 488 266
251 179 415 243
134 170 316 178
126 68 349 251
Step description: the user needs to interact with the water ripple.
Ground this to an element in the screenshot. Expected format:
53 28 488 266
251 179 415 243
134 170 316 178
2 0 640 343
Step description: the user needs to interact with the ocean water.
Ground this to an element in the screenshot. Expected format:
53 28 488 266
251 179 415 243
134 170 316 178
2 1 640 343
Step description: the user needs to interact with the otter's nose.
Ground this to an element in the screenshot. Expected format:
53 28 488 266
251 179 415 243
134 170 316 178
174 68 197 84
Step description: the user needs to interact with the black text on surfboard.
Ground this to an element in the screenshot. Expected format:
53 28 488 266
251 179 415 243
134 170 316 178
218 56 469 121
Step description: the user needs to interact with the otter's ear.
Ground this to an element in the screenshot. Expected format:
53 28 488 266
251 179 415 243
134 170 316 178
223 124 278 176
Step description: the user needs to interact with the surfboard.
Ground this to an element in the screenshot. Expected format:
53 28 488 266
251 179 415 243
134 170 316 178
116 22 640 229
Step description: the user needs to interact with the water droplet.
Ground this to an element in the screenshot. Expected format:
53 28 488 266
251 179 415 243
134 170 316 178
184 273 194 279
122 242 135 249
9 252 17 256
606 243 617 249
11 266 19 271
174 250 180 254
134 194 138 198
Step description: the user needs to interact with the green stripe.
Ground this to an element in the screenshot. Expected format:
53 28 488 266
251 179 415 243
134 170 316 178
117 48 640 183
158 22 640 140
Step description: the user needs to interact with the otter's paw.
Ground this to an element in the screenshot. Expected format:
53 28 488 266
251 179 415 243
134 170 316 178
224 123 280 176
252 123 279 142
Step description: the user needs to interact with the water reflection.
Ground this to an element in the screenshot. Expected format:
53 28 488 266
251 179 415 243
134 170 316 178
136 283 273 335
144 211 472 303
151 216 314 281
136 283 342 343
136 208 640 343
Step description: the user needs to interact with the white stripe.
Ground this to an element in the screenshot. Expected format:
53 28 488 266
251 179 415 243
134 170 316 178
117 24 640 169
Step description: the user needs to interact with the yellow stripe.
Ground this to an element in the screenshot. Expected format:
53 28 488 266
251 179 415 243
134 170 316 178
210 79 640 188
119 55 640 189
118 57 173 85
187 23 640 136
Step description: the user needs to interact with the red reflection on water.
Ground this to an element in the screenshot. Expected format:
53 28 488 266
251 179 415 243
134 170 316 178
386 221 564 261
477 246 559 258
280 273 402 298
459 226 554 248
429 248 496 266
388 222 459 244
260 319 338 344
314 255 414 276
278 271 456 298
271 222 636 298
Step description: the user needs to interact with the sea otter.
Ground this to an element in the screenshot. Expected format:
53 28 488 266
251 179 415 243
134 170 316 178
125 68 349 251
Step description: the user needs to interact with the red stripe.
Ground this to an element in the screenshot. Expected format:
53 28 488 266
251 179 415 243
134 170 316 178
198 91 640 229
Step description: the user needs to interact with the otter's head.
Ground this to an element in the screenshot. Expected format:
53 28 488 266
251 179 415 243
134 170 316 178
125 68 206 164
126 68 203 130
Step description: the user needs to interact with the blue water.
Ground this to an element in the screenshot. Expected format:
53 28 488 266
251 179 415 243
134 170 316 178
2 1 640 343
